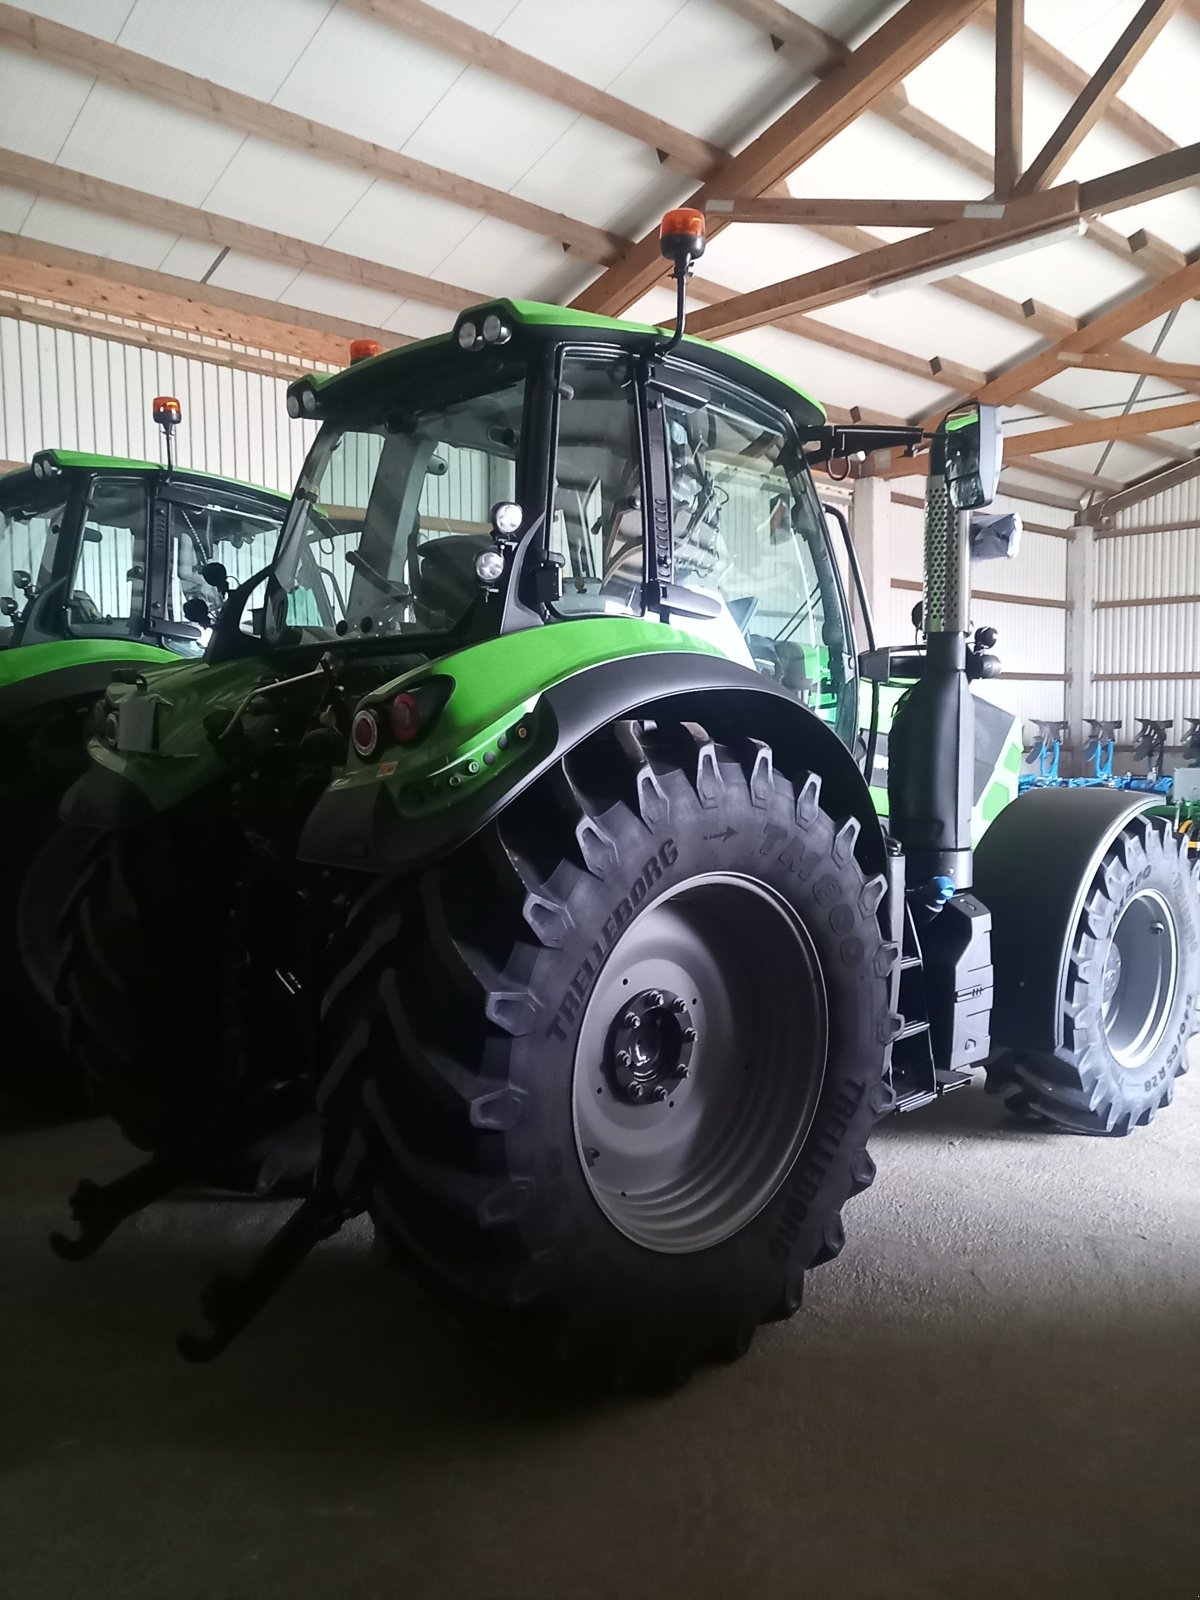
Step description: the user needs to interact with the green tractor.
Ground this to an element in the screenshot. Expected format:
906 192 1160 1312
51 215 1198 1385
1 399 287 1109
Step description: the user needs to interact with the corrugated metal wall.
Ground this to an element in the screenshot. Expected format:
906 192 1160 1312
1095 473 1200 758
880 477 1072 740
0 317 316 492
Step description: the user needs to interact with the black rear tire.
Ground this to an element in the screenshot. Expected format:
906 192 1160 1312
57 805 306 1157
1 814 93 1116
320 718 897 1389
986 812 1198 1135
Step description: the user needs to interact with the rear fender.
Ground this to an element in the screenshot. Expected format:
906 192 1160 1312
973 785 1156 1053
299 644 884 879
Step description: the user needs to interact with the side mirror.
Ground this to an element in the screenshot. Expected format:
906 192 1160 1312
0 595 19 617
200 560 229 596
942 403 1002 510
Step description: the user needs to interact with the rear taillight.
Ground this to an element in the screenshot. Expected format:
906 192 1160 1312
389 692 421 743
351 708 381 758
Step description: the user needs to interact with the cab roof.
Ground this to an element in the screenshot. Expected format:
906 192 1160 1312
294 299 826 425
0 450 289 504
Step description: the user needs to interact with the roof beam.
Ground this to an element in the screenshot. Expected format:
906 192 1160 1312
0 235 401 364
1013 0 1182 195
705 196 1014 226
0 3 623 263
1059 350 1200 384
0 148 485 312
686 184 1085 339
572 0 989 315
343 0 726 179
1002 401 1200 457
1005 456 1123 493
0 294 313 381
975 256 1200 407
1078 142 1200 211
994 0 1023 198
1089 453 1200 519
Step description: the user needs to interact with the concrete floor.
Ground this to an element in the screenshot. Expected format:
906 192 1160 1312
1 1061 1198 1600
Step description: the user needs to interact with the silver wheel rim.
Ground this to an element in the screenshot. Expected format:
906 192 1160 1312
1100 887 1179 1071
571 873 827 1254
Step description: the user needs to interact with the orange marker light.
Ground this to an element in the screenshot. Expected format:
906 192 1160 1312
152 395 182 426
349 339 382 364
658 207 707 267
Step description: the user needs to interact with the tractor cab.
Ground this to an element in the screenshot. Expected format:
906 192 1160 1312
0 439 286 666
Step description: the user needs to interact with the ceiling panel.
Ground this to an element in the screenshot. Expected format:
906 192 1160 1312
513 122 687 238
0 50 95 163
493 0 688 88
17 195 180 267
14 0 136 41
401 71 579 194
273 7 468 153
324 183 481 282
201 139 375 241
431 216 586 303
380 300 457 339
117 0 332 99
55 83 246 207
204 251 305 301
276 270 406 329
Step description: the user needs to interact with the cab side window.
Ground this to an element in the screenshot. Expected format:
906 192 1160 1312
549 353 644 617
660 386 851 727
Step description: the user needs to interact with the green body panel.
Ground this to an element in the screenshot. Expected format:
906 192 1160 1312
0 637 177 695
329 617 724 821
83 655 268 811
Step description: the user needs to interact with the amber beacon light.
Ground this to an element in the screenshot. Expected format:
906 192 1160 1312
658 208 706 351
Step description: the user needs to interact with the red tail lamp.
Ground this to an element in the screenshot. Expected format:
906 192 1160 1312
658 207 706 268
349 339 382 364
389 691 422 743
152 395 182 426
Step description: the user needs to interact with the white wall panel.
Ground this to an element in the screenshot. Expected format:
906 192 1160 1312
0 317 316 494
1114 474 1200 534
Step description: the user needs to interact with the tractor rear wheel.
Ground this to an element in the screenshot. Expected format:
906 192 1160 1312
986 813 1198 1134
1 813 94 1114
320 718 897 1389
57 806 314 1170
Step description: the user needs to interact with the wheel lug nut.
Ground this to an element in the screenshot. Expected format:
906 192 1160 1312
616 1048 632 1068
646 991 664 1009
652 1085 668 1101
682 1027 697 1044
629 1082 647 1101
673 1064 690 1080
623 1011 641 1029
670 997 686 1014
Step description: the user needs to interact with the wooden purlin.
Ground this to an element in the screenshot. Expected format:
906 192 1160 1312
571 0 990 315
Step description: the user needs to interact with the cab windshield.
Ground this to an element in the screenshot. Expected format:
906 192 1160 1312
268 362 526 646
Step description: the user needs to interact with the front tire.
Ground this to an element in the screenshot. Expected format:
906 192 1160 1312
986 813 1199 1134
321 718 897 1388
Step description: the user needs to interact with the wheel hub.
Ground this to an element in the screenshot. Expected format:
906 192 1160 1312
606 988 696 1104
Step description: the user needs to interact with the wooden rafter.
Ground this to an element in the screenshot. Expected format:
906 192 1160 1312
344 0 726 179
1002 401 1200 458
0 149 486 313
705 197 1011 226
0 295 317 382
0 3 624 263
993 0 1023 198
1058 351 1200 385
0 236 400 365
975 257 1200 407
572 0 989 315
1014 0 1181 195
686 184 1085 339
1006 457 1123 494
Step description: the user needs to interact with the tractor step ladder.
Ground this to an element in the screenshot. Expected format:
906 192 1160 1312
884 850 974 1113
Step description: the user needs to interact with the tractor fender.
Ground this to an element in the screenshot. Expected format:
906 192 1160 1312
299 651 886 879
972 784 1157 1054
